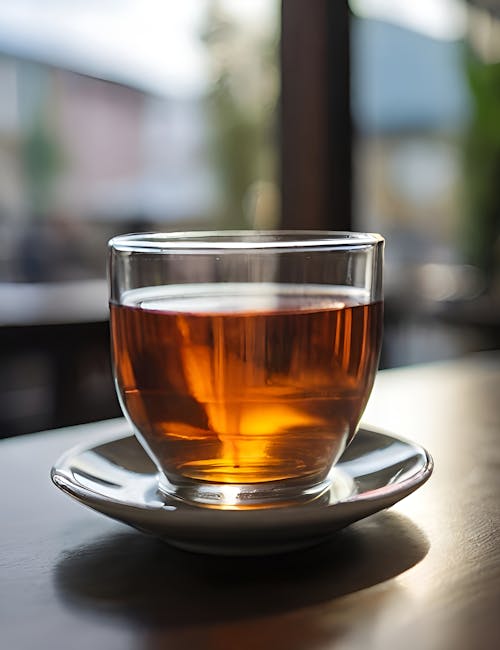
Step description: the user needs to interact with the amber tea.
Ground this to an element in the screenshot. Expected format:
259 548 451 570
111 283 382 489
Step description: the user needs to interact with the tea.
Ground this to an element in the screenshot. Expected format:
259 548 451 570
110 283 382 486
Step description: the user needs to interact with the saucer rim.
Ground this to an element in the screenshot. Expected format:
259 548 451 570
51 426 433 524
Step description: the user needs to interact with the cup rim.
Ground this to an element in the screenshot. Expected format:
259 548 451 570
109 230 384 253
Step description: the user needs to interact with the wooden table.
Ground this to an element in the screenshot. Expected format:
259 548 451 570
1 354 499 650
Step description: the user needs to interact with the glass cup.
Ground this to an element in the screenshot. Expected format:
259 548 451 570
108 231 384 509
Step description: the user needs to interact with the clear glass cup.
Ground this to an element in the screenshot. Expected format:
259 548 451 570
108 231 384 509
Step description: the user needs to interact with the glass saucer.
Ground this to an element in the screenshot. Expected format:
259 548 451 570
51 427 433 555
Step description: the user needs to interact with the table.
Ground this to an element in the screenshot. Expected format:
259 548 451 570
1 353 499 650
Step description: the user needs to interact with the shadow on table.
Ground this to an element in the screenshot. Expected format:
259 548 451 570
54 510 428 629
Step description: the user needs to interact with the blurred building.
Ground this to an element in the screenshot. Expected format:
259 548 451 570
0 56 222 283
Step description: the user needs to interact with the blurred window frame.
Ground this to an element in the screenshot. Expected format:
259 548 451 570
280 0 352 230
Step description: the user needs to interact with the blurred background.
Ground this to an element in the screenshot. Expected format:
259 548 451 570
0 0 499 437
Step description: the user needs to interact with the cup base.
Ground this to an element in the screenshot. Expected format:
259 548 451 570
157 474 333 510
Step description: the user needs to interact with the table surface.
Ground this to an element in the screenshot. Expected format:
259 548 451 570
1 353 499 650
